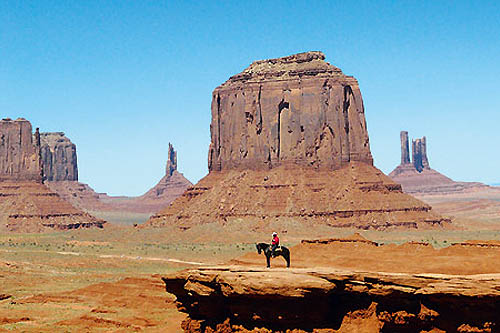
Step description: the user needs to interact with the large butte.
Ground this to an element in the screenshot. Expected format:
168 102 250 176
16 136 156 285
145 52 450 235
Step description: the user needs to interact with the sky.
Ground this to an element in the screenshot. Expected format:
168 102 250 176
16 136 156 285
1 1 499 196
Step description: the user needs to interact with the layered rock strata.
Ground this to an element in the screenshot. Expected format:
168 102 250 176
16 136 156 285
163 236 500 332
39 132 78 181
0 182 105 232
147 52 448 231
0 118 105 231
390 131 487 194
0 118 42 182
148 162 448 231
165 266 499 333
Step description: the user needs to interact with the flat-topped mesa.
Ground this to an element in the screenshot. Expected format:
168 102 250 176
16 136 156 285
165 143 177 177
39 132 78 181
209 51 373 172
0 118 42 182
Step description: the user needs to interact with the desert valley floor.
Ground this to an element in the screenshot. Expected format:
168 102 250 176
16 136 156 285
1 186 500 332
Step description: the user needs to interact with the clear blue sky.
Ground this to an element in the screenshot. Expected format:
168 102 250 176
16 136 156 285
1 1 499 195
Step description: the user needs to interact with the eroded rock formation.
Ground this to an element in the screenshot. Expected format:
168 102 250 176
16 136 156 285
163 236 500 332
412 136 429 172
0 119 105 232
146 52 449 231
0 118 42 182
208 51 373 172
48 143 192 220
136 143 192 207
390 131 487 194
166 143 177 177
400 131 410 165
40 132 78 181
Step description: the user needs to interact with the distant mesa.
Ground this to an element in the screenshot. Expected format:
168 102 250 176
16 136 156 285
389 131 488 194
47 140 192 219
146 51 449 232
0 118 105 232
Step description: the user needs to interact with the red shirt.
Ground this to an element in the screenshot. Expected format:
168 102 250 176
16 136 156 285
272 235 279 245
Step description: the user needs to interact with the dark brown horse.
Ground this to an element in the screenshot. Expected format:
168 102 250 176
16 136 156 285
256 243 290 268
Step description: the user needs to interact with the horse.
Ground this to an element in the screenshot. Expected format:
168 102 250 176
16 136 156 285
256 243 290 268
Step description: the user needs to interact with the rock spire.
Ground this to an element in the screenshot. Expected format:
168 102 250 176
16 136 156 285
400 131 410 165
389 131 486 194
412 137 429 172
165 143 177 177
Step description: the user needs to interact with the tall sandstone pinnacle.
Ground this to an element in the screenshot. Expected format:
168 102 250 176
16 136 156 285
400 131 411 165
390 131 486 194
40 132 78 181
139 143 192 202
0 118 104 232
146 52 449 233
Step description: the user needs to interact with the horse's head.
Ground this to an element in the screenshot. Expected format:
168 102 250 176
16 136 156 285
256 243 262 254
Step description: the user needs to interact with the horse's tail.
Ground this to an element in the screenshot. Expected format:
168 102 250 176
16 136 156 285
282 246 291 268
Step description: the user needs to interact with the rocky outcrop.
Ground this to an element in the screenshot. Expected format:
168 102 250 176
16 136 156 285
39 132 78 181
139 143 191 203
163 237 500 332
412 136 429 172
0 181 106 232
166 143 177 177
146 52 449 231
400 131 410 165
164 267 499 332
48 143 192 220
390 131 487 194
0 119 105 232
208 51 373 172
0 118 42 182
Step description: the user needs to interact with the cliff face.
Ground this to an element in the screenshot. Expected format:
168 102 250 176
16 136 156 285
146 52 449 231
39 132 78 181
163 236 500 332
208 51 373 172
0 119 104 232
0 118 42 182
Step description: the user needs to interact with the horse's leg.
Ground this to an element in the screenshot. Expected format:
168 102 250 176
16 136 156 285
266 253 271 268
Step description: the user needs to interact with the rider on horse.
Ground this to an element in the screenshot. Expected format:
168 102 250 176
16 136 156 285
271 232 279 256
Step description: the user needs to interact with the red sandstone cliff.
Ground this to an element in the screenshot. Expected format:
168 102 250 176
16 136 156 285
0 118 104 232
208 51 373 172
146 52 449 232
40 132 78 181
0 118 42 182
